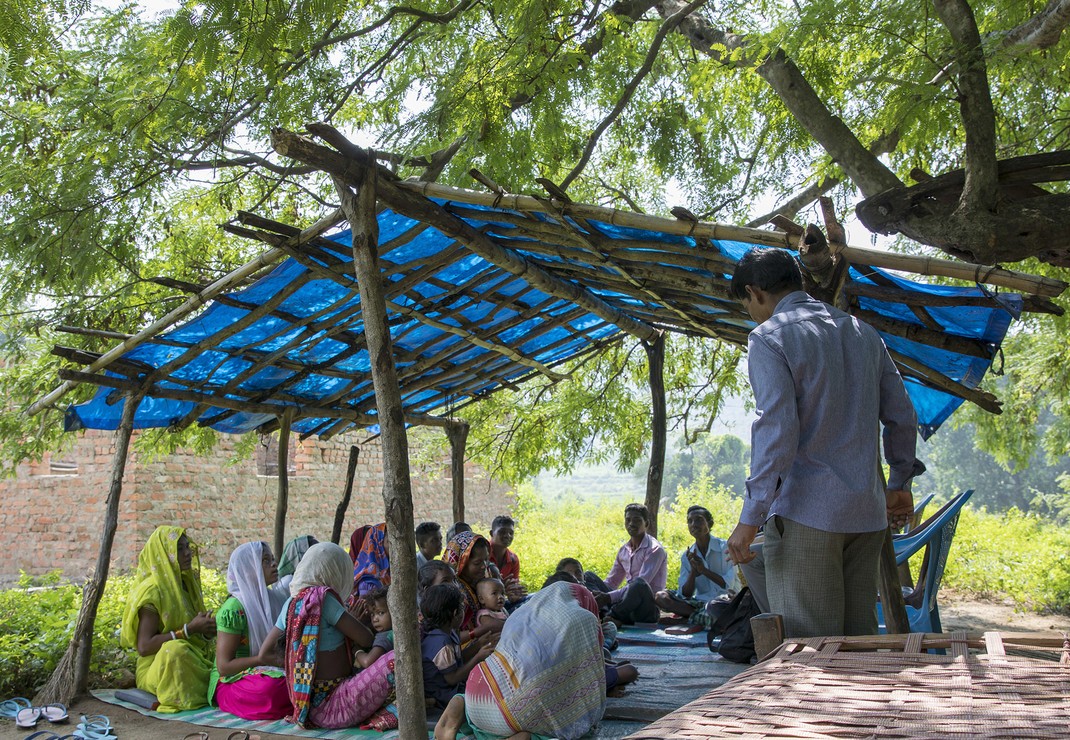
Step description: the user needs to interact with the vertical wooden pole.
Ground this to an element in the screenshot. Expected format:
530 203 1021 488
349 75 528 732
332 445 361 544
644 333 666 537
447 421 469 524
36 392 141 704
334 168 426 737
273 408 294 558
877 461 909 634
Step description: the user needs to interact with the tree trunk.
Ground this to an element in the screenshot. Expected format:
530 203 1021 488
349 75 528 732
273 408 294 558
35 393 141 705
332 445 361 544
644 333 666 537
334 167 427 738
447 421 469 524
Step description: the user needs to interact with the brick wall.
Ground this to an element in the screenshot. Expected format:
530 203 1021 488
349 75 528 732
0 429 514 580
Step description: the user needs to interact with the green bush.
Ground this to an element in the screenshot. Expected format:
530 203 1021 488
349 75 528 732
0 568 228 698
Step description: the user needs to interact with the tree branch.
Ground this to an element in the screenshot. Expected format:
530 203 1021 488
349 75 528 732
933 0 999 213
649 0 903 197
999 0 1070 53
561 0 708 189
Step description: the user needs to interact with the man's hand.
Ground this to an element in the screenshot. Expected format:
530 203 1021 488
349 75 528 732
593 591 612 609
726 522 759 565
887 488 914 531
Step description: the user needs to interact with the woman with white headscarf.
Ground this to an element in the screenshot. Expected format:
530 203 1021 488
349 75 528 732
257 542 398 730
208 541 292 719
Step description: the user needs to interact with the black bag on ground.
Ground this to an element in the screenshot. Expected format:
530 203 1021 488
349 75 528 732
707 586 760 663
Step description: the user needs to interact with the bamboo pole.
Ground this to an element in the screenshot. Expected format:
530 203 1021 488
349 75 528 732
26 210 346 417
391 180 1065 297
333 168 427 737
273 126 661 342
55 368 454 428
447 421 470 524
332 445 360 544
35 393 141 705
644 334 667 537
274 408 294 558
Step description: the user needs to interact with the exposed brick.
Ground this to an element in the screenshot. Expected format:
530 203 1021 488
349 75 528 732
2 429 514 578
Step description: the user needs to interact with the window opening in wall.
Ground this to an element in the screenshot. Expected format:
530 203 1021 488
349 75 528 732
29 452 79 477
256 432 302 477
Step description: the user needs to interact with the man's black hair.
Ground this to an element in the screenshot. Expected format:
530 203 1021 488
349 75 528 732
686 505 714 526
490 515 515 533
541 571 579 590
421 583 463 630
730 247 803 301
556 557 582 572
415 521 442 545
624 502 649 524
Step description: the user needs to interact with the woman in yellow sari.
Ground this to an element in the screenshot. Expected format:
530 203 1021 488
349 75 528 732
119 526 217 712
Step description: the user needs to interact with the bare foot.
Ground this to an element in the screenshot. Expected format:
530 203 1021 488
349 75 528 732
434 694 466 740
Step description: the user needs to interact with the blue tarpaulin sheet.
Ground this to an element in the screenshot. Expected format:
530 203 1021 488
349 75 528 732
66 201 1020 440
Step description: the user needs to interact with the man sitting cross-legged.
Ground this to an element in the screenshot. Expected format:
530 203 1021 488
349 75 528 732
584 503 667 625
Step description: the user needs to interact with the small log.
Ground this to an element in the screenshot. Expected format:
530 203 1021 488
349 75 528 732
879 527 909 634
35 393 141 705
447 421 469 524
331 445 360 544
273 408 294 558
644 334 667 537
751 613 785 662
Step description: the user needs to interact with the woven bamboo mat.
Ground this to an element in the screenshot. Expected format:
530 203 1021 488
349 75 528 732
625 631 1070 739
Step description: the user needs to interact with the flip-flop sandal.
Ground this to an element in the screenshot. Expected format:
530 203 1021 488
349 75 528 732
182 733 210 740
0 697 32 718
24 732 65 740
74 723 117 740
78 715 111 729
226 732 262 740
41 703 70 723
16 706 42 729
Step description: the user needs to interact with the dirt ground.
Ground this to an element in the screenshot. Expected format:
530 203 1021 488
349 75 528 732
3 596 1068 740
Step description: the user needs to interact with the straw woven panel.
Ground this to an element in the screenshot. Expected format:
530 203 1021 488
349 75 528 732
625 631 1070 739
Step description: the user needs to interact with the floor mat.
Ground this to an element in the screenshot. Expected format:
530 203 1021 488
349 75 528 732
615 625 709 648
90 690 407 739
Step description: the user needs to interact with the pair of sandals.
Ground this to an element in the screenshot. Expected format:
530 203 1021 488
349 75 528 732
23 713 115 740
1 698 68 729
183 732 261 740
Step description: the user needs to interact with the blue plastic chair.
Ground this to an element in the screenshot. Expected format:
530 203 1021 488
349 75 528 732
880 489 973 633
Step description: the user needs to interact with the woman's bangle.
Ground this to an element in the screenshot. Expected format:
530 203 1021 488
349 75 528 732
169 630 176 641
183 622 191 638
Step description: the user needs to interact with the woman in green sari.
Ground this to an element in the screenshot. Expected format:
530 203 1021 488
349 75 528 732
119 526 217 712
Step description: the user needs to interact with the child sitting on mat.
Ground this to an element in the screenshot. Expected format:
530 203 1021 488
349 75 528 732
475 577 509 628
420 584 494 709
353 586 393 669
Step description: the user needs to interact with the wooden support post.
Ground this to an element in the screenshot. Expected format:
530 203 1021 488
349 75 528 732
879 526 910 634
644 333 666 537
334 168 427 737
447 421 469 524
877 461 910 633
273 408 294 558
751 613 785 662
35 393 141 704
332 445 360 544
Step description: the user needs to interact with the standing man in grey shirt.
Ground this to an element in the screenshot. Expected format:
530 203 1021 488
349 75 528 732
725 247 924 638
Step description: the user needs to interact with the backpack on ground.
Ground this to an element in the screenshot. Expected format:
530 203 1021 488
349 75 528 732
707 586 760 663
